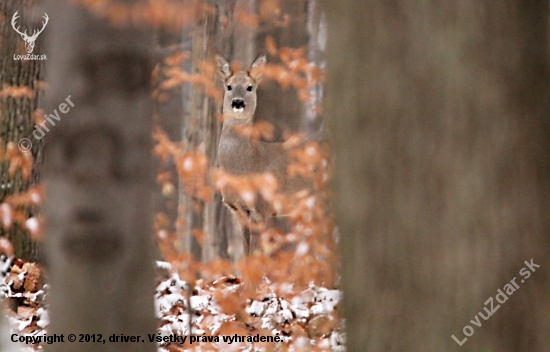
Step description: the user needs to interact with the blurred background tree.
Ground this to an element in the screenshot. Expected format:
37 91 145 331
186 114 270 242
42 0 156 350
324 0 550 351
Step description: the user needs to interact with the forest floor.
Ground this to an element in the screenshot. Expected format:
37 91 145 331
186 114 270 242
0 256 345 351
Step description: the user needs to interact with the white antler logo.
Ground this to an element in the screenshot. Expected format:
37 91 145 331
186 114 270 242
11 11 49 54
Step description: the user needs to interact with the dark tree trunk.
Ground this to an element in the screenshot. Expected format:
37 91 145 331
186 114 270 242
0 0 44 261
43 1 156 351
324 0 550 351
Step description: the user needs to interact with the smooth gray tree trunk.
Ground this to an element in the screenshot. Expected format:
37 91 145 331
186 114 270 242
43 1 156 351
177 1 229 261
324 0 550 351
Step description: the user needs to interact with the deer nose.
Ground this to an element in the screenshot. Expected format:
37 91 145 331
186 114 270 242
231 98 245 110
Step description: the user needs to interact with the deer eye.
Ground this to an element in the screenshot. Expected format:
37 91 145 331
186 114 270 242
246 86 253 92
227 85 232 91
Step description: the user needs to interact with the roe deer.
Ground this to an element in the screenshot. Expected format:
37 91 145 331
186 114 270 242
216 54 311 255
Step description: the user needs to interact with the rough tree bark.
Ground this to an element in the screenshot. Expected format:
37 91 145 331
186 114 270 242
324 0 550 351
43 1 156 351
0 0 44 261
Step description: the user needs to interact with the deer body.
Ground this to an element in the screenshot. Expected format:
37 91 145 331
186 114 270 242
216 55 309 254
218 118 304 220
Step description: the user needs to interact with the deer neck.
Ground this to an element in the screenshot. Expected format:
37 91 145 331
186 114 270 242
220 116 256 144
218 117 258 174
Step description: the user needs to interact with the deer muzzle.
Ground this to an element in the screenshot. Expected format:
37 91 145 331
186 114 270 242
231 98 245 113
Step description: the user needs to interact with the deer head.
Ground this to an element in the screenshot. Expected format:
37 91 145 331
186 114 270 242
11 11 49 54
216 54 266 122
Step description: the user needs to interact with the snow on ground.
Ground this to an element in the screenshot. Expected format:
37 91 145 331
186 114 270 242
0 258 345 351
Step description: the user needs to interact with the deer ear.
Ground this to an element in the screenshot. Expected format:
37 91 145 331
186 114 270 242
216 55 232 80
249 54 266 82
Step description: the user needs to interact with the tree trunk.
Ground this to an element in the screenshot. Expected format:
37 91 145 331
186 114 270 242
324 0 550 351
0 0 44 261
303 0 326 140
151 27 187 261
176 0 260 262
43 1 156 351
256 0 310 140
177 1 223 260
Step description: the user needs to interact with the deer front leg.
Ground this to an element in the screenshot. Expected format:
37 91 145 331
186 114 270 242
223 198 267 255
223 200 254 255
242 225 251 255
240 211 262 256
246 226 262 255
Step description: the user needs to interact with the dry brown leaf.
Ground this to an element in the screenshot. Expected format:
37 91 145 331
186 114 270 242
214 290 243 316
22 263 41 293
